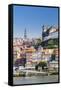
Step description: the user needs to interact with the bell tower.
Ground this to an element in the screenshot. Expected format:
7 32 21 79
24 28 27 39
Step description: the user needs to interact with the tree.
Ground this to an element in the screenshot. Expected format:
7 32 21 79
36 38 42 46
35 61 47 70
50 50 56 61
33 38 42 49
38 61 47 70
47 39 58 49
35 65 38 71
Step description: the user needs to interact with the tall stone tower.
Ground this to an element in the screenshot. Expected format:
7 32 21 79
24 28 27 39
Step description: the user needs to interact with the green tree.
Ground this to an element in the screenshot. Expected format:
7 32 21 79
38 61 47 70
47 39 58 49
35 61 47 70
34 38 42 49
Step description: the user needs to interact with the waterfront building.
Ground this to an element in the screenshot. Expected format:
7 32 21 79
13 38 25 65
41 25 59 71
42 25 58 48
48 60 58 72
41 48 53 61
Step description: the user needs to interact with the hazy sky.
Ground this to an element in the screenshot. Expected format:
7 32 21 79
13 5 58 38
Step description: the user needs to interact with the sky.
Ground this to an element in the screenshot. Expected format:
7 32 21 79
13 5 58 39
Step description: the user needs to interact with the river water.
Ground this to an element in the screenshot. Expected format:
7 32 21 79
13 75 58 85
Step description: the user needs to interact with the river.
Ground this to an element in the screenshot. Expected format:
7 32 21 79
13 75 58 85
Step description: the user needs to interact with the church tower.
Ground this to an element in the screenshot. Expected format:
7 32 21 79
24 28 27 39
